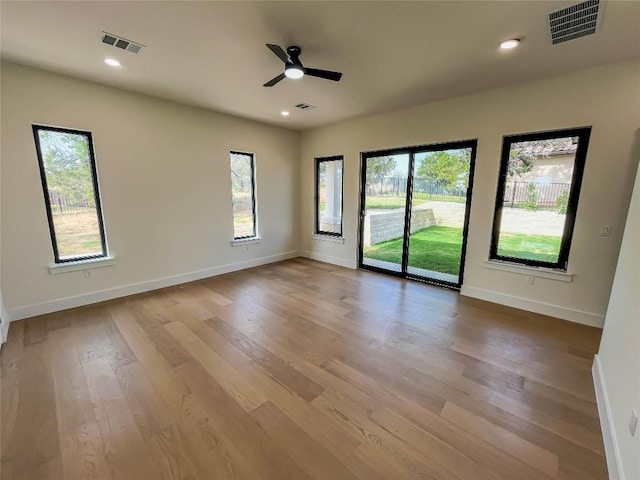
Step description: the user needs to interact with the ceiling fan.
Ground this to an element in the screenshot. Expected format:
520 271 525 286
263 44 343 87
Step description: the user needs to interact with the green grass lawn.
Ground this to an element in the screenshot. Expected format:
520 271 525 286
365 196 421 209
365 194 465 210
364 226 561 275
496 232 561 263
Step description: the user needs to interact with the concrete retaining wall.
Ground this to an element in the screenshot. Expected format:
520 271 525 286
363 208 436 246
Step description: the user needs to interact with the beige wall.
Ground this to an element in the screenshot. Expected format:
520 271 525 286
300 60 640 326
1 61 301 318
597 163 640 480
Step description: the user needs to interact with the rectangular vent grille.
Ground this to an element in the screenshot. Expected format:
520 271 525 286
295 103 316 110
549 0 601 45
102 32 145 54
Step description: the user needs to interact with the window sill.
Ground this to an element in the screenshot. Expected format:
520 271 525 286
483 260 572 282
49 256 116 275
313 234 345 244
231 237 261 247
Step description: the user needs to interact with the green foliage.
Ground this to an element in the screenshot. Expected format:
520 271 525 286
522 183 538 211
555 190 569 214
39 130 95 205
415 149 469 189
230 153 253 193
366 156 396 183
318 161 327 190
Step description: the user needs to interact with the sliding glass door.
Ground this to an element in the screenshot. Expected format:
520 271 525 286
361 153 410 273
359 141 477 288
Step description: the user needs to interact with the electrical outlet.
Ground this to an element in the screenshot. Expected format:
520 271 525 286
630 410 638 437
84 270 92 279
601 225 611 236
527 276 534 285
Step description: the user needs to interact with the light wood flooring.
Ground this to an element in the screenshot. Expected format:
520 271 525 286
1 258 607 479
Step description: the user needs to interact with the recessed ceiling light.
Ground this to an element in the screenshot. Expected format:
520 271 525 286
281 111 290 116
499 39 520 50
104 58 121 67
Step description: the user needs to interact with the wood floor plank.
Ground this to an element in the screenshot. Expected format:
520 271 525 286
1 321 25 463
177 392 270 480
1 343 61 475
179 315 367 470
369 396 556 480
46 329 95 434
59 421 112 480
174 360 313 480
250 401 359 480
95 411 162 480
163 320 268 412
441 401 560 478
0 259 607 480
206 317 325 402
369 407 503 480
22 316 49 346
109 305 192 412
130 304 190 367
523 377 598 417
69 309 135 367
451 339 597 402
82 356 163 479
488 390 604 453
312 390 456 479
111 361 174 439
145 424 200 480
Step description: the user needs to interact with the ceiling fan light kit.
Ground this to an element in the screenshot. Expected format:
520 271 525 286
263 44 343 87
285 65 304 79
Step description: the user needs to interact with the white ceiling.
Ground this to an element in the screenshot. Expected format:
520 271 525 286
1 1 639 130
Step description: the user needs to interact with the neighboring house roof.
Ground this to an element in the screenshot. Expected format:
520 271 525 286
514 137 578 159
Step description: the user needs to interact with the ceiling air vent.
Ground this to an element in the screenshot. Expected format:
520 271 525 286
102 32 145 54
295 103 316 110
549 0 602 45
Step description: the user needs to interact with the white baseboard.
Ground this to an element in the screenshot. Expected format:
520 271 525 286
460 286 604 328
0 297 10 345
0 321 9 346
8 250 300 321
300 250 356 269
593 354 624 480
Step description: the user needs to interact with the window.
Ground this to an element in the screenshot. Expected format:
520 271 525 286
490 127 591 269
32 125 108 263
315 156 344 236
230 151 257 239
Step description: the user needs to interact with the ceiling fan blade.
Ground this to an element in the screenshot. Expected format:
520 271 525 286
263 73 286 87
266 44 289 63
304 67 342 82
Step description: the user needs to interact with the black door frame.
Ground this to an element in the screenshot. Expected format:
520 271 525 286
358 139 478 289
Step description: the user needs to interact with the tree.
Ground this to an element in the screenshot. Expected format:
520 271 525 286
230 153 253 192
522 183 538 211
39 130 95 205
366 156 397 194
415 149 469 190
508 137 576 178
366 156 396 183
